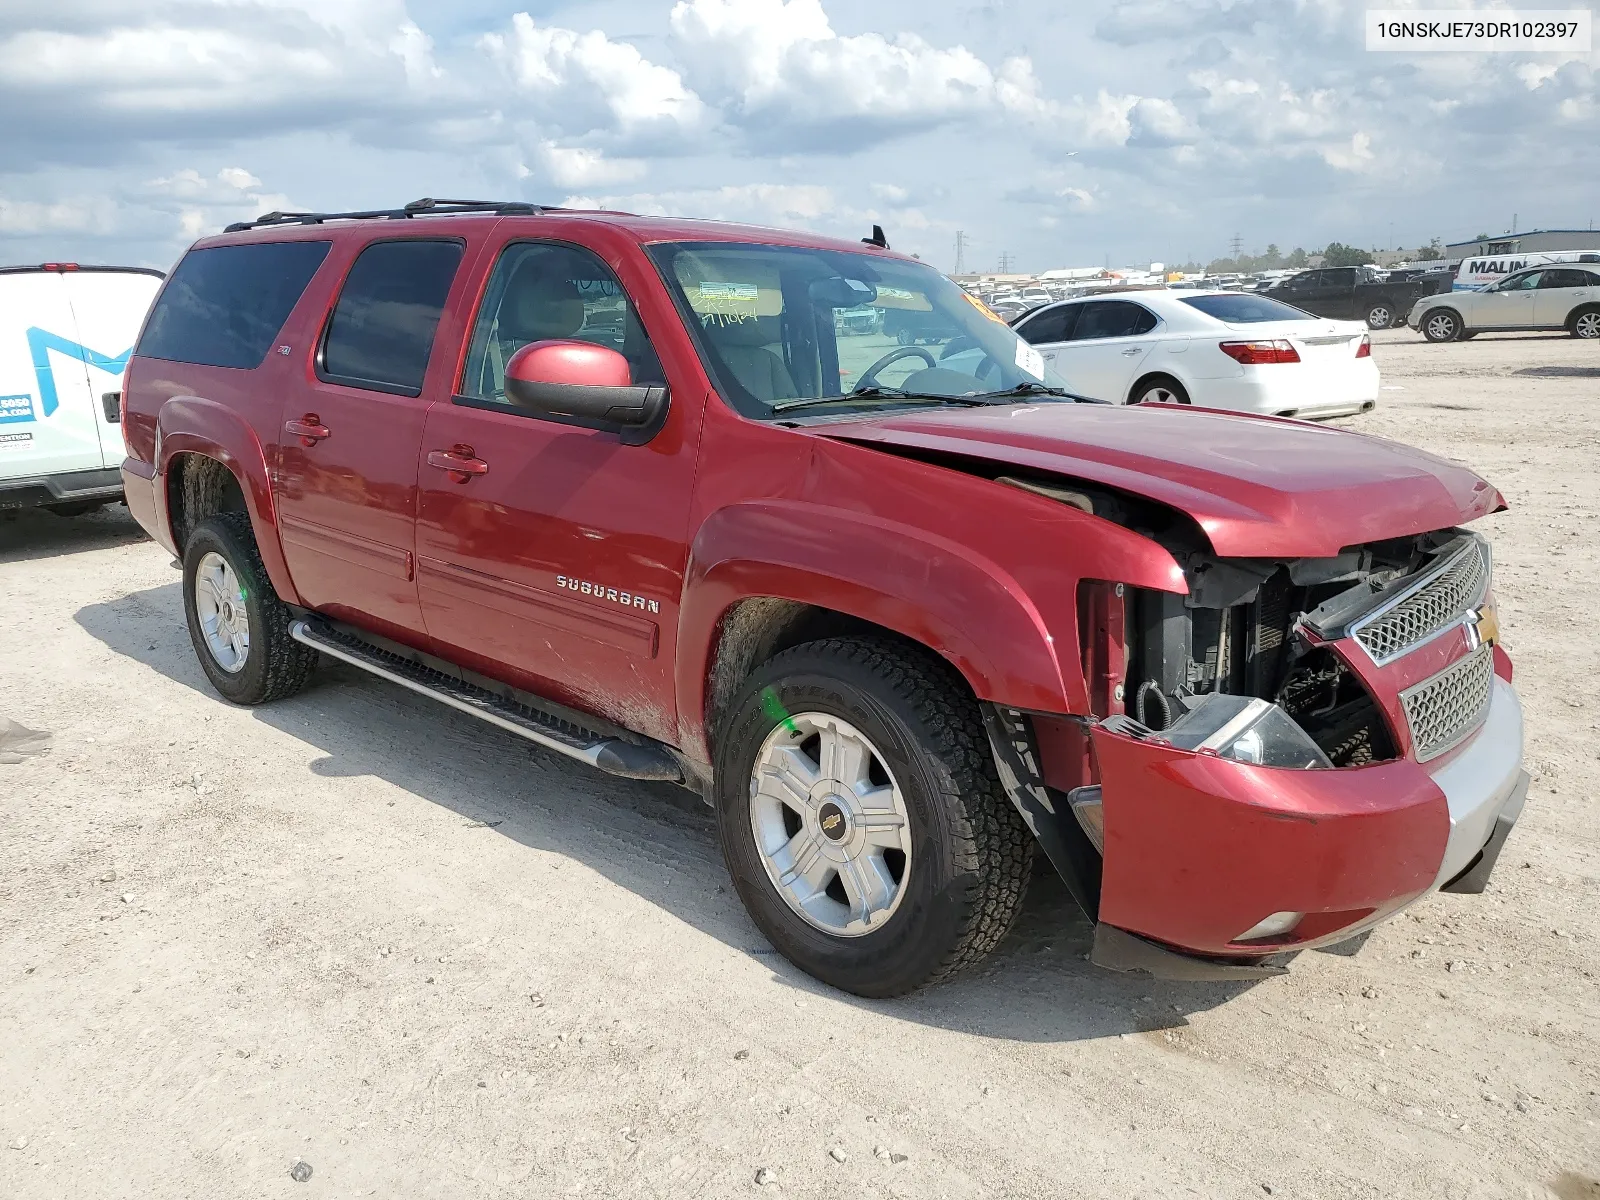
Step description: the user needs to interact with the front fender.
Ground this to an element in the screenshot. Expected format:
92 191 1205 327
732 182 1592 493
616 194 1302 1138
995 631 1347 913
676 499 1071 758
156 397 300 605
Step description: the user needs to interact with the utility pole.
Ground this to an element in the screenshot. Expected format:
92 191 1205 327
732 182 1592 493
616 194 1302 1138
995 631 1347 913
954 230 967 275
1229 233 1244 260
997 250 1014 274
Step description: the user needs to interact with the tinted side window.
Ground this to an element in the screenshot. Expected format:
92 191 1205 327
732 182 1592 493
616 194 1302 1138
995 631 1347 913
137 241 331 369
1541 269 1594 289
1016 304 1077 345
460 242 664 406
1325 268 1358 287
1071 300 1152 340
319 240 464 396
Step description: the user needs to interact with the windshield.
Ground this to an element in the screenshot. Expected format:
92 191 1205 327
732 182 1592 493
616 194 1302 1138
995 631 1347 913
1181 293 1316 323
647 241 1071 420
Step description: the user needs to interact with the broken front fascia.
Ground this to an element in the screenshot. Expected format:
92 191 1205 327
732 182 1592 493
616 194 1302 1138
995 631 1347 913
999 529 1519 970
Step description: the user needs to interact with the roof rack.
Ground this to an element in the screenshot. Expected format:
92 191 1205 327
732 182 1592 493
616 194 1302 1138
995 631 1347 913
223 197 549 234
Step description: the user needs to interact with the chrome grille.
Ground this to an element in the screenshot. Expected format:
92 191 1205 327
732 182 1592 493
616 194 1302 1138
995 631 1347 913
1400 643 1495 762
1354 540 1488 663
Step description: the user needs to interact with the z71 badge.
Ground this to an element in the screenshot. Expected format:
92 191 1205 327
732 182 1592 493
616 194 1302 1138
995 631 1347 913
556 575 660 614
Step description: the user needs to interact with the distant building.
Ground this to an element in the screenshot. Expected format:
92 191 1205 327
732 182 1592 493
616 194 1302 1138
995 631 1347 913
1445 230 1600 261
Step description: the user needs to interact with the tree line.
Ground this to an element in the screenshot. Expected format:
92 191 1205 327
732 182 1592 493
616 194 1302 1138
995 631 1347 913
1169 238 1445 275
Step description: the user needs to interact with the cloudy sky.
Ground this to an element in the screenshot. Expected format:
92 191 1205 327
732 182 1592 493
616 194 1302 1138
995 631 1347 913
2 0 1597 273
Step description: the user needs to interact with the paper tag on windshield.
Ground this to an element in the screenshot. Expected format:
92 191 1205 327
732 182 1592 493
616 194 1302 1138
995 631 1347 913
1014 338 1046 380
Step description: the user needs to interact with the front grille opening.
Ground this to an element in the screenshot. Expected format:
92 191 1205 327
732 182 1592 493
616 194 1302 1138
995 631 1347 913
1277 648 1398 766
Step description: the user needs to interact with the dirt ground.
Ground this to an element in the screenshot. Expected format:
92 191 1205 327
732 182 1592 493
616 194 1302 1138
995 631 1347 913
2 327 1597 1200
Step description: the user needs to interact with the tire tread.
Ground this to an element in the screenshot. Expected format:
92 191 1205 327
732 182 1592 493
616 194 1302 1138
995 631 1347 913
736 636 1032 991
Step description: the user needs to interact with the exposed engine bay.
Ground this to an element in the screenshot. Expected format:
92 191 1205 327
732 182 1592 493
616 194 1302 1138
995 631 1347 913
1000 474 1484 768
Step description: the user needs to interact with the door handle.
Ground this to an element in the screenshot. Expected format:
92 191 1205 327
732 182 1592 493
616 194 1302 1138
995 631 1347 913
1121 347 1144 356
285 415 330 445
427 447 489 482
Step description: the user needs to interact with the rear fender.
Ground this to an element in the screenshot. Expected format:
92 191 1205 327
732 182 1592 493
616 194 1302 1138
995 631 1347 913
156 397 300 605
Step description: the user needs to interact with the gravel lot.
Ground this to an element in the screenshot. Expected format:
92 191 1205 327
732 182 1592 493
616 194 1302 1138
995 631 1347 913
2 328 1597 1200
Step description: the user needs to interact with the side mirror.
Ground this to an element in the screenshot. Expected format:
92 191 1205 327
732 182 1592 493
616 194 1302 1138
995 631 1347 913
503 341 667 444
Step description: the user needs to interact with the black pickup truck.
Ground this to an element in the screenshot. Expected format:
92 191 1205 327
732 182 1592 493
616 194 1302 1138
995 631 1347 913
1267 266 1451 329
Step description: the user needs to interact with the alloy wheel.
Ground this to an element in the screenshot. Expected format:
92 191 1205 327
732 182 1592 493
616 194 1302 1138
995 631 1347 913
1426 313 1457 341
748 712 912 937
1576 312 1600 339
193 550 250 673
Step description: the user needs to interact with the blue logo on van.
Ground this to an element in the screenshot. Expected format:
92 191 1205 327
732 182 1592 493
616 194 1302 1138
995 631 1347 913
25 327 133 418
0 394 32 424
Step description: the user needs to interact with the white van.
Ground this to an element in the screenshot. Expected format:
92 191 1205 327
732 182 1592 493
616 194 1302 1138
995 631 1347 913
1 264 164 515
1453 250 1600 291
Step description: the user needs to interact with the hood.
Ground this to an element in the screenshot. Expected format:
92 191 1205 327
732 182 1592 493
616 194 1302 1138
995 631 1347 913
814 403 1503 558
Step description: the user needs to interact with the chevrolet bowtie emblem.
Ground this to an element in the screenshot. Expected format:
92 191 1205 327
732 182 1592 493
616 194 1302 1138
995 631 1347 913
821 814 842 832
1465 606 1499 651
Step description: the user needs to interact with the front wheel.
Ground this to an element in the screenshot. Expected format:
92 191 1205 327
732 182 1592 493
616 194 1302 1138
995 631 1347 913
183 512 316 705
1423 309 1462 342
714 638 1032 997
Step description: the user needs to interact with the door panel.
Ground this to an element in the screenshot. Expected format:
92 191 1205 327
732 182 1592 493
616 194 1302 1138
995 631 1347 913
415 239 701 745
1470 271 1541 327
1536 270 1599 326
274 237 469 642
1046 300 1156 402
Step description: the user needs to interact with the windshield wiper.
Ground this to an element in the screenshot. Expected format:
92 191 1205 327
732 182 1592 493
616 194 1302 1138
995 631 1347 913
967 382 1106 404
770 386 988 414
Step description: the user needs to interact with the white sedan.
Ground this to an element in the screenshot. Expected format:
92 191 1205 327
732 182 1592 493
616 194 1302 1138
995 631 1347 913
1012 289 1380 418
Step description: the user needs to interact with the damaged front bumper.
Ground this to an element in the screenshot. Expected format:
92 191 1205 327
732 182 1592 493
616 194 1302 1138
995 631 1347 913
984 674 1527 982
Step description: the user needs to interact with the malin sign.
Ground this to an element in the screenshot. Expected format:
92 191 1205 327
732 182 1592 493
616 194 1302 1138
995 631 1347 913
1367 9 1591 51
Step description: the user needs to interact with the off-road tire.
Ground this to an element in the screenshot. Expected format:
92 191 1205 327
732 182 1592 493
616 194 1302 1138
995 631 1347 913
714 637 1033 997
1130 374 1190 405
1422 309 1463 342
182 512 316 705
1570 306 1600 340
1365 302 1394 330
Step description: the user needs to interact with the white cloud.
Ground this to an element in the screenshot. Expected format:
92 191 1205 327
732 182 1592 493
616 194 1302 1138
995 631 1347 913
532 143 648 189
668 0 1037 141
483 13 706 140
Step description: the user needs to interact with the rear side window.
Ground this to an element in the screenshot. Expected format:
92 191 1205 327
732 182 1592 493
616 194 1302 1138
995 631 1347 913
1070 300 1157 340
1541 268 1599 289
319 239 465 396
1015 304 1077 345
1182 294 1316 323
137 241 331 369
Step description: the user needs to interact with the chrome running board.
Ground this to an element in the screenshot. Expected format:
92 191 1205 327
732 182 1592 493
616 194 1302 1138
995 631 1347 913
289 618 682 782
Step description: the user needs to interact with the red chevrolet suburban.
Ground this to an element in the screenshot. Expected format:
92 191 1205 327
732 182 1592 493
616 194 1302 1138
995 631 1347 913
118 198 1527 996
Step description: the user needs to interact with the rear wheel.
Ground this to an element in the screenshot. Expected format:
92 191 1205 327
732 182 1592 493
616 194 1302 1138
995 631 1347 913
1130 374 1190 406
182 512 316 705
1365 302 1394 330
1423 309 1462 342
714 638 1032 997
1571 307 1600 340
